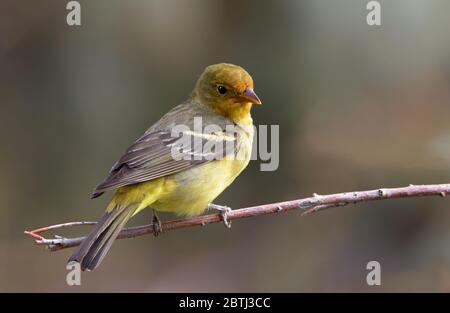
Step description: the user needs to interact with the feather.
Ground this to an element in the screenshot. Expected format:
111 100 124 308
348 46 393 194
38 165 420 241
91 101 238 198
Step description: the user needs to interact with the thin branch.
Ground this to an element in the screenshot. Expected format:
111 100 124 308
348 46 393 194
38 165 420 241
24 183 449 252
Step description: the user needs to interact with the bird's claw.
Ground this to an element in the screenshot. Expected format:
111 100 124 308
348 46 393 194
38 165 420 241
208 204 232 228
152 210 163 237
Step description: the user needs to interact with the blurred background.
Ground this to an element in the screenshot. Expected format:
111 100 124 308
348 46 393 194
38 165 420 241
1 0 450 292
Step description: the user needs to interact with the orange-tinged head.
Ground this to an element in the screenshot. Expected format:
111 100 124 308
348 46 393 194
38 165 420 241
192 63 261 124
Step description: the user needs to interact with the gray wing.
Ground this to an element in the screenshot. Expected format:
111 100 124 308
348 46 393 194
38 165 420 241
91 101 237 198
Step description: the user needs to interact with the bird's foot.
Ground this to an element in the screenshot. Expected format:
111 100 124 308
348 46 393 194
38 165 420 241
152 210 163 237
208 203 232 228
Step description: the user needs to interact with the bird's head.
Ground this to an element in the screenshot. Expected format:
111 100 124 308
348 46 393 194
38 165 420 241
192 63 261 124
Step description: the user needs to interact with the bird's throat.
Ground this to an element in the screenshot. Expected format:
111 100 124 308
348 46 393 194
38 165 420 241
213 102 253 125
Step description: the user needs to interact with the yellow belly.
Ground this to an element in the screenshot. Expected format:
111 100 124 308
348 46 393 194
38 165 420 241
153 158 248 216
108 157 249 217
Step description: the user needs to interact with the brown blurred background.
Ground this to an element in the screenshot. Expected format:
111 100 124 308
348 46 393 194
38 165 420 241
1 0 450 292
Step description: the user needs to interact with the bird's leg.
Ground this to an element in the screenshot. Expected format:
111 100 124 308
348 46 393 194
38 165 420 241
208 203 232 228
151 209 163 237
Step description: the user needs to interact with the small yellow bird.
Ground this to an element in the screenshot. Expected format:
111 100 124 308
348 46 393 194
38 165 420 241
69 63 262 271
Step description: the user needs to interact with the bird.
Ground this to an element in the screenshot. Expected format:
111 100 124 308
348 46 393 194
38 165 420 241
68 63 262 271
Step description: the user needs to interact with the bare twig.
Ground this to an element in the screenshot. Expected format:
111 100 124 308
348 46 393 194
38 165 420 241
24 183 450 252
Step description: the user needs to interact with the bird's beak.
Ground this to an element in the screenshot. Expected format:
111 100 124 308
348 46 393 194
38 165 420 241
240 87 262 105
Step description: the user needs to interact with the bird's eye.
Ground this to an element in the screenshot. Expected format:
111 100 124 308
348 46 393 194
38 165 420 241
217 85 227 95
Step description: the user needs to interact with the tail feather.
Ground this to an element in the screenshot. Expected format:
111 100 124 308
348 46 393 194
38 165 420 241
68 205 136 271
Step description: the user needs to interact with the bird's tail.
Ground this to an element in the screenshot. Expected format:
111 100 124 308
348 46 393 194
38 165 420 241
68 203 138 271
